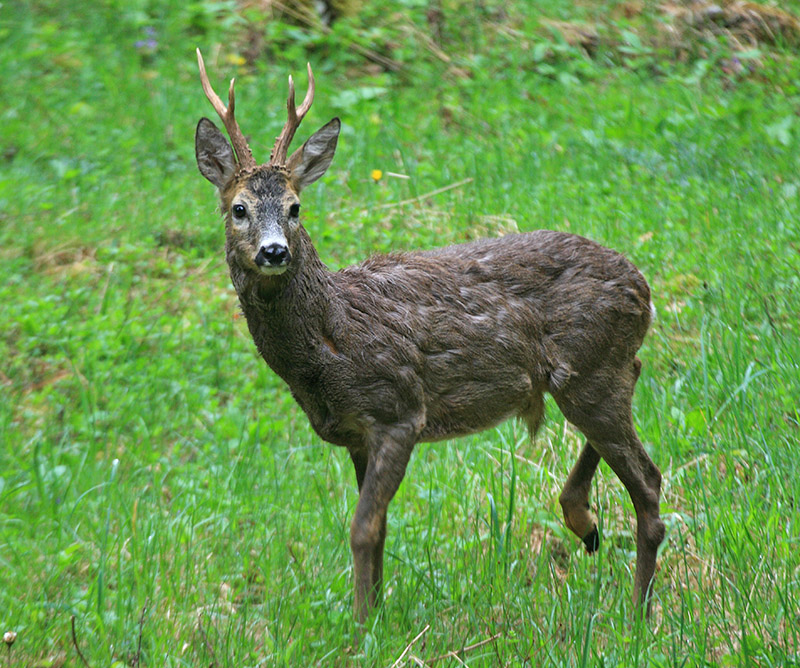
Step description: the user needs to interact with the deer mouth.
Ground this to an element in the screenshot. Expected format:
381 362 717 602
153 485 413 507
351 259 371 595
257 264 289 276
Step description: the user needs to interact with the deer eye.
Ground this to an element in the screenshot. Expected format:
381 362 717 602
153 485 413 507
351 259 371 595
289 203 300 218
232 204 247 219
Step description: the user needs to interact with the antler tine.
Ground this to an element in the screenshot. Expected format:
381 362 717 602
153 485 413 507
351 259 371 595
196 48 256 170
296 62 315 118
269 63 315 167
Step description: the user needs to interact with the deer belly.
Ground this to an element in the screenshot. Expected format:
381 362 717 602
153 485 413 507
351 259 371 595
419 367 535 442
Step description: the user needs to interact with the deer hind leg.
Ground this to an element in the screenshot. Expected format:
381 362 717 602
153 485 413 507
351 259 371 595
592 428 664 615
349 431 414 626
522 391 602 552
559 441 601 552
552 362 664 615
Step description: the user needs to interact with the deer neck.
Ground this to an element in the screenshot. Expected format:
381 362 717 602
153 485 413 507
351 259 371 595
227 226 335 381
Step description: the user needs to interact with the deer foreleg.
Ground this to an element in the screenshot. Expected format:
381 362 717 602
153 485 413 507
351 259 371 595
349 448 388 607
349 430 414 626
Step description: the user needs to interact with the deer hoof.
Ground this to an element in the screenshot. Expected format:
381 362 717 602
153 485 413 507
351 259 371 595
582 526 600 554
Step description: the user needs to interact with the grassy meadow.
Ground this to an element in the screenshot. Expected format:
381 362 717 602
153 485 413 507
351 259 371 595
1 0 799 665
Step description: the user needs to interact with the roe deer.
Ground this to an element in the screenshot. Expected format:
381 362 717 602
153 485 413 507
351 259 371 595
194 49 665 625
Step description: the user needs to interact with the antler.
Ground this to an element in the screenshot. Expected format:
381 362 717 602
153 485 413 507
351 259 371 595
196 48 256 171
269 64 315 167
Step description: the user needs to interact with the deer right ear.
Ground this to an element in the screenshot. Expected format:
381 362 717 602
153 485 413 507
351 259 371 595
195 118 236 189
286 118 340 192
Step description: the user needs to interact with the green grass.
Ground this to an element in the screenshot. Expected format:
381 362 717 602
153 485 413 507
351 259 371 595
2 1 800 665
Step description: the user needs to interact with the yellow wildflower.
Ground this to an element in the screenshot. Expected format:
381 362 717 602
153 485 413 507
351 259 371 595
225 54 247 67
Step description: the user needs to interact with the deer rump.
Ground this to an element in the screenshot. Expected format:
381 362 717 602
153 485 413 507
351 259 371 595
273 229 652 451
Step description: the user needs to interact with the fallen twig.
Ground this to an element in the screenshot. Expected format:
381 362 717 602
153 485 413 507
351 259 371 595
337 177 474 218
427 631 502 665
131 599 149 667
71 616 92 668
371 178 474 212
390 624 430 668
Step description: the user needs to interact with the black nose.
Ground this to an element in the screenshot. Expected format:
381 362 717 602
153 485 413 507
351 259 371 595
255 243 290 267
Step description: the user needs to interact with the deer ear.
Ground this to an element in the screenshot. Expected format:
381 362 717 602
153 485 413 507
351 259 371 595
196 118 236 189
287 118 340 192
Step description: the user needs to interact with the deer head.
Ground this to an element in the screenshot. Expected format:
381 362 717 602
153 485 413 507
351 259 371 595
194 49 340 276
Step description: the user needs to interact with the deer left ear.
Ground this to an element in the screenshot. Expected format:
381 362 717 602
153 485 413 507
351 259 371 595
287 118 340 192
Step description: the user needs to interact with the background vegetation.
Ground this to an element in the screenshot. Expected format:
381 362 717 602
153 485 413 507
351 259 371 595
1 0 799 665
